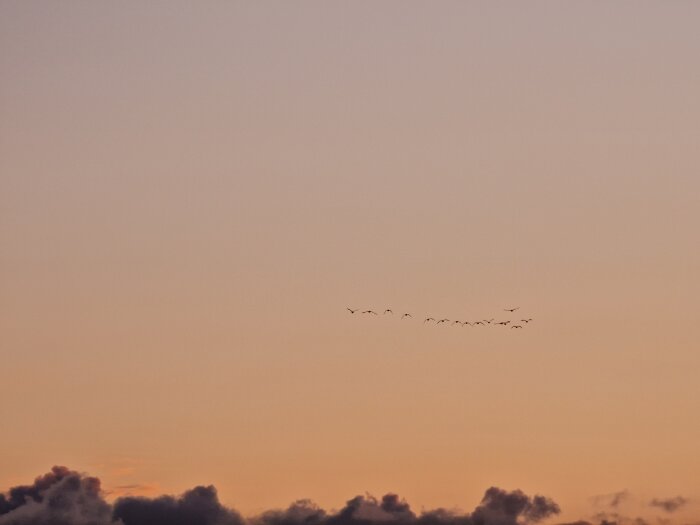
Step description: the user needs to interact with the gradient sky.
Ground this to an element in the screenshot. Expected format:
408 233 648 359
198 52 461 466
1 1 699 523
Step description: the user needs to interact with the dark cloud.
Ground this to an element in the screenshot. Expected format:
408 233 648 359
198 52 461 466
253 499 327 525
2 467 561 525
113 485 243 525
254 494 422 525
649 498 688 513
255 486 558 525
324 493 417 525
470 488 560 525
0 466 113 525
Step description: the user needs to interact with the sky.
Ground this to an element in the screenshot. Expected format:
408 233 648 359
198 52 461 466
1 2 699 524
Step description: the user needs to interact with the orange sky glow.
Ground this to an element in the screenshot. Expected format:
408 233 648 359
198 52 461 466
1 3 699 525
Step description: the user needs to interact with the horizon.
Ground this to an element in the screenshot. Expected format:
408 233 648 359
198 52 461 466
0 465 694 525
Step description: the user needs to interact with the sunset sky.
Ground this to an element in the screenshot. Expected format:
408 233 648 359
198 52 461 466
1 2 699 524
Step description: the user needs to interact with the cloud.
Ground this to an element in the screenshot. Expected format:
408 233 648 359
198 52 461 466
592 493 630 510
572 511 652 525
0 466 114 525
2 466 561 525
325 493 417 525
112 485 243 525
649 499 688 514
558 519 650 525
254 486 559 525
252 499 327 525
470 487 561 525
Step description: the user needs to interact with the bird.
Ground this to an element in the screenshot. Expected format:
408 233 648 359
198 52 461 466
346 305 534 331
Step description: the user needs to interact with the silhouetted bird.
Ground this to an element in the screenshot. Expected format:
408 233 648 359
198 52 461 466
384 309 393 314
452 321 461 325
521 319 533 323
402 313 412 319
362 310 378 315
437 319 449 324
424 317 435 323
347 308 358 314
474 321 484 326
496 321 510 326
504 307 520 312
511 325 523 329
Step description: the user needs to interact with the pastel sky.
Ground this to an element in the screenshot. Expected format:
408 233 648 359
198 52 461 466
1 2 699 524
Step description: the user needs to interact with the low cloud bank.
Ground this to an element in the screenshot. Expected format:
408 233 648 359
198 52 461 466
0 467 561 525
255 488 560 525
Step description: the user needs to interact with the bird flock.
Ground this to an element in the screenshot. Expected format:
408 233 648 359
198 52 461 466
346 307 533 329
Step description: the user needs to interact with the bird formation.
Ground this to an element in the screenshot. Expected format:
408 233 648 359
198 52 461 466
346 307 533 329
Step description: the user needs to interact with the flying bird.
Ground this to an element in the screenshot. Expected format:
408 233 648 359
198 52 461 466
349 305 533 330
